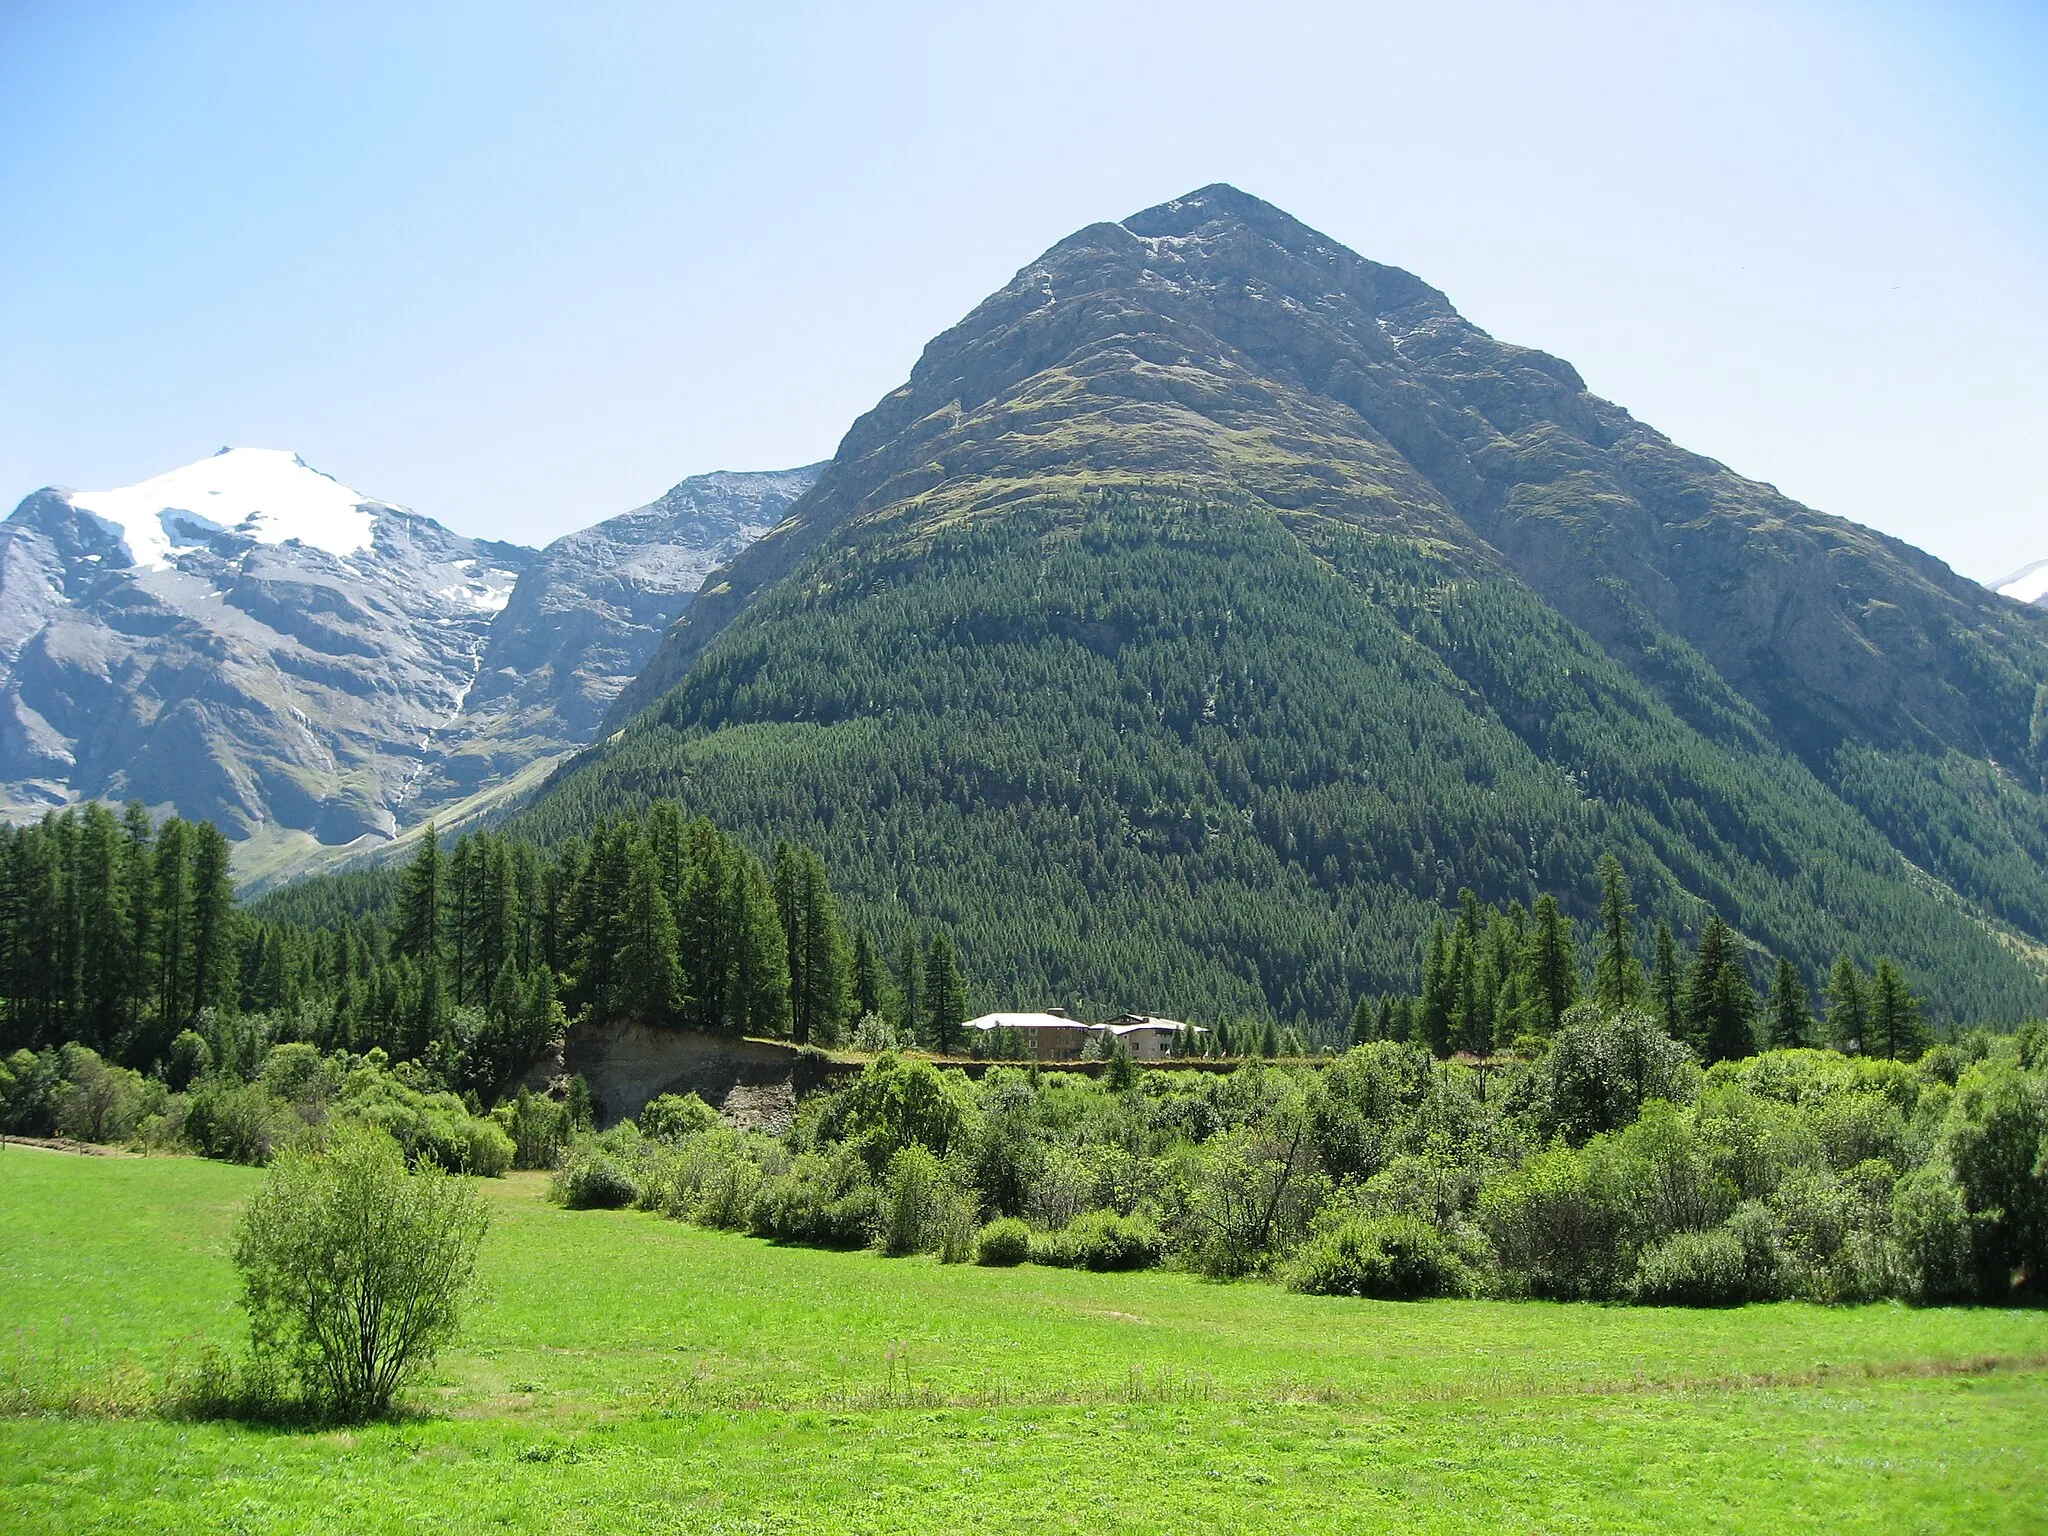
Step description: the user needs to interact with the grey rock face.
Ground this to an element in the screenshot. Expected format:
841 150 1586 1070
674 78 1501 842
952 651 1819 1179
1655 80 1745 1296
416 465 820 805
0 453 532 842
0 451 816 869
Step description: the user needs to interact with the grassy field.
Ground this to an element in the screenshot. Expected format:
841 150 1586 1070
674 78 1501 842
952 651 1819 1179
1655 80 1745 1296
4 1145 2047 1533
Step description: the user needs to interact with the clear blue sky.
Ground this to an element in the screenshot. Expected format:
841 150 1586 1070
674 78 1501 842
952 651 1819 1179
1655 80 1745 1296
2 2 2043 579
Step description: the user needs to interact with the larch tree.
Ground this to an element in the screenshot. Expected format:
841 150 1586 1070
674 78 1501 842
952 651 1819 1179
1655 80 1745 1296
1766 956 1812 1049
1825 955 1868 1054
1594 854 1642 1012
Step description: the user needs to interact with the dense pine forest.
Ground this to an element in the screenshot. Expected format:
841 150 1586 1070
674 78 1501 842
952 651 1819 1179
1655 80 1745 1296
0 794 1948 1100
517 495 2048 1030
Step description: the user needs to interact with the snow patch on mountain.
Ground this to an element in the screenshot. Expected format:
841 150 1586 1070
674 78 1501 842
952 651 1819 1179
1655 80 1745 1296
1994 560 2048 608
69 447 381 569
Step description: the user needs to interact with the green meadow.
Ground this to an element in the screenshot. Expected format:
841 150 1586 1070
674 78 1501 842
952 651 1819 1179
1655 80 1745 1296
5 1146 2046 1534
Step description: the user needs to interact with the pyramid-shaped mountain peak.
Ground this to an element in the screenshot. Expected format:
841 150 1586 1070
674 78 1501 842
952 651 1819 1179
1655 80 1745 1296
563 186 2048 1027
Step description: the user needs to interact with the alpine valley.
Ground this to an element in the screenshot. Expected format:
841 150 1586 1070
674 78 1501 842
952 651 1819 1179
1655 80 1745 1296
16 185 2048 1029
0 448 817 888
512 185 2048 1029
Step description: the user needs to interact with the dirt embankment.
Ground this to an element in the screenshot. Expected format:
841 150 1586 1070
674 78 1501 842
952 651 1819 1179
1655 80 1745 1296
523 1022 855 1134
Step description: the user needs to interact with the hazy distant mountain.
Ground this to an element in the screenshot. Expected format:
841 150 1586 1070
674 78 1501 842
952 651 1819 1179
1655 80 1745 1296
1994 560 2048 609
0 449 815 882
534 185 2048 1025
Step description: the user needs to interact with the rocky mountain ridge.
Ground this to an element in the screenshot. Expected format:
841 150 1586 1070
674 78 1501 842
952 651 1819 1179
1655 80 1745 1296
0 448 816 883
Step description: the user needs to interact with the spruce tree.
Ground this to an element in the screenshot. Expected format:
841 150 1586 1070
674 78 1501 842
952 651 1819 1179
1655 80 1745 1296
1650 919 1683 1037
1824 955 1868 1054
895 930 922 1041
923 930 967 1054
1682 916 1757 1063
1349 994 1374 1046
152 819 192 1032
620 836 681 1026
1766 956 1812 1048
1869 959 1927 1061
1594 854 1641 1012
851 929 885 1020
1418 922 1455 1057
393 827 444 967
1525 894 1578 1035
728 852 791 1038
188 820 236 1021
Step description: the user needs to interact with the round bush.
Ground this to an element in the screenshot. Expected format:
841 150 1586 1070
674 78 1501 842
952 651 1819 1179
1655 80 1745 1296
1627 1227 1750 1306
975 1216 1031 1266
640 1092 718 1143
1289 1215 1465 1299
1036 1209 1164 1271
551 1149 640 1210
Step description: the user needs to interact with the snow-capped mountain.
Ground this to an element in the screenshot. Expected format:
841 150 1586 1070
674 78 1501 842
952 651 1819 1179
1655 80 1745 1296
1994 560 2048 608
0 449 818 881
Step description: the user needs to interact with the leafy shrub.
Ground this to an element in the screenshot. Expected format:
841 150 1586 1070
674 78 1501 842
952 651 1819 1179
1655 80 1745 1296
751 1147 878 1247
823 1054 976 1171
1627 1227 1751 1306
975 1216 1031 1266
1033 1209 1164 1271
53 1045 154 1144
0 1048 60 1135
550 1137 641 1209
637 1128 783 1227
647 1097 729 1146
1535 1008 1700 1145
1479 1142 1630 1299
936 1198 980 1264
184 1078 301 1165
1891 1161 1976 1303
335 1065 513 1175
640 1091 719 1143
1289 1214 1467 1299
233 1126 489 1421
493 1088 570 1170
166 1031 213 1091
1171 1127 1327 1279
880 1144 953 1256
1940 1060 2048 1299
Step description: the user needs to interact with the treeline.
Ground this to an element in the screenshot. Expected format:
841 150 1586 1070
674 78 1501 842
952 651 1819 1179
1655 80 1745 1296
1350 857 1931 1065
0 800 972 1100
0 805 237 1066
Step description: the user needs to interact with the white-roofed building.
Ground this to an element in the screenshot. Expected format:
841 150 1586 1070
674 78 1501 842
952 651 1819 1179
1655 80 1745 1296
959 1009 1095 1061
1103 1013 1206 1061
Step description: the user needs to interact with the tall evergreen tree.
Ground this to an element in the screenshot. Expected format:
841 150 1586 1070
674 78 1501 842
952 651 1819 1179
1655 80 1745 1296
619 835 681 1025
188 820 236 1020
1649 919 1683 1037
894 930 922 1041
923 930 967 1054
1594 854 1641 1012
152 818 192 1034
393 827 444 967
851 928 885 1020
776 844 849 1046
727 851 791 1038
1525 894 1578 1035
1869 959 1927 1061
1766 956 1812 1048
1824 955 1868 1054
1683 916 1757 1063
1418 922 1455 1057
